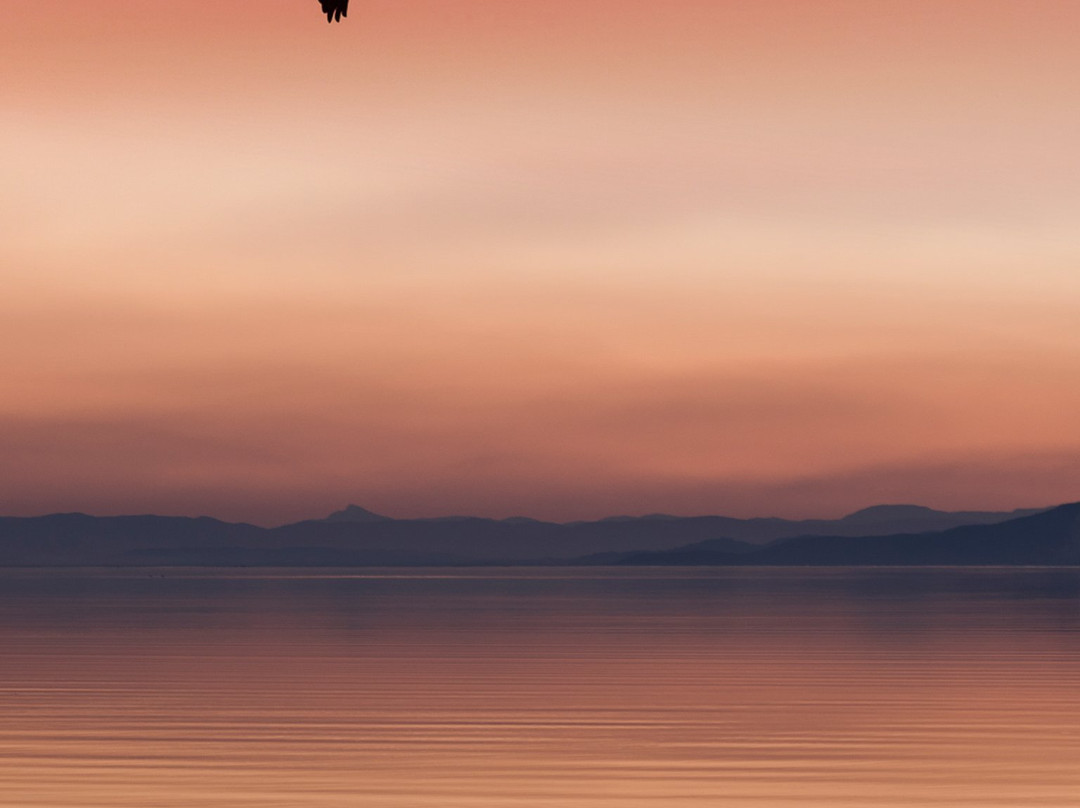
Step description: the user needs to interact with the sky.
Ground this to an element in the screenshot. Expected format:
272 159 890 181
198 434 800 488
2 1 1079 524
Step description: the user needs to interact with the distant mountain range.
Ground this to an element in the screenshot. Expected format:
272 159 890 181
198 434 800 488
601 503 1080 566
0 502 1072 567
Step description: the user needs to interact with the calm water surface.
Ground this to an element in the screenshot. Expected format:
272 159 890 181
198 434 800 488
0 568 1078 807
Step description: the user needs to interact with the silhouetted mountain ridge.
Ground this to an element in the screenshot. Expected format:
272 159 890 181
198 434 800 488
323 505 392 523
604 503 1080 567
842 504 944 522
0 503 1063 566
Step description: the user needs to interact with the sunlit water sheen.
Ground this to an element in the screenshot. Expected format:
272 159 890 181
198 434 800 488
0 568 1078 807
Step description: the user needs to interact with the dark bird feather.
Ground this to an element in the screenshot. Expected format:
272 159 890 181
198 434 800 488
320 0 349 23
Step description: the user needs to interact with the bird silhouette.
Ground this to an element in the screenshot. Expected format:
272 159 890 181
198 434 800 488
320 0 349 22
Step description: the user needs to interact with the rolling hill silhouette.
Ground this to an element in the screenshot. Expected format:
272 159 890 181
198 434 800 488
605 503 1080 567
0 503 1066 566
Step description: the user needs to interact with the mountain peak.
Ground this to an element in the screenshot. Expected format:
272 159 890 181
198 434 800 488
841 504 941 523
323 505 391 523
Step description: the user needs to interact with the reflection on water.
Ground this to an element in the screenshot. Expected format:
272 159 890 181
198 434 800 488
0 568 1078 807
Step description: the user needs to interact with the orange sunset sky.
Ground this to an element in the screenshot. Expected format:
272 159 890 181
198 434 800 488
2 1 1079 524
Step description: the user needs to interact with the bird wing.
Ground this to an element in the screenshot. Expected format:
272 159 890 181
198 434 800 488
320 0 349 22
